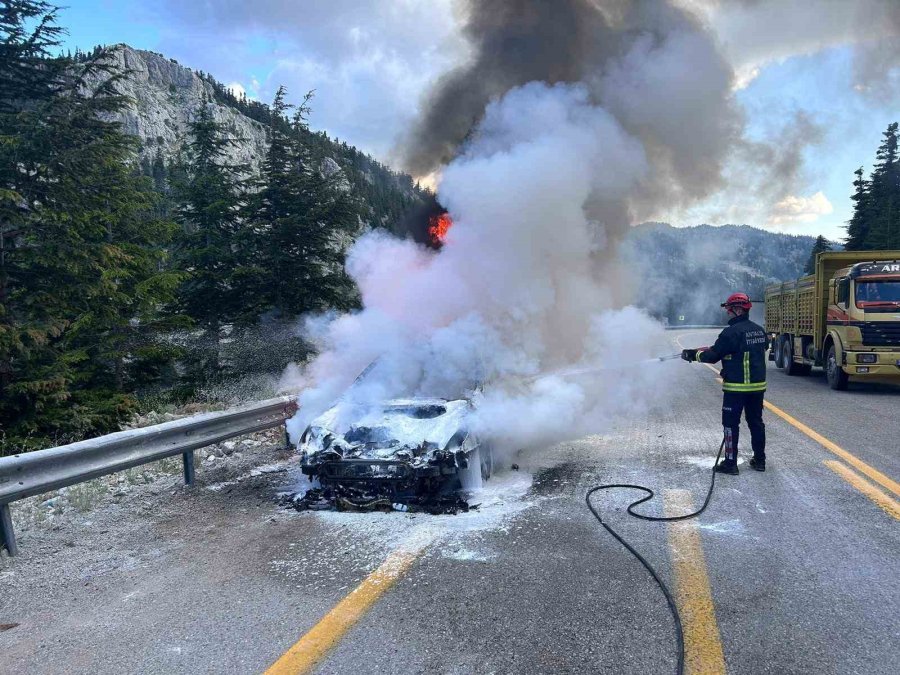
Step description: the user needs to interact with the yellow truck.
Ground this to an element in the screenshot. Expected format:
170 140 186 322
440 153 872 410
764 251 900 390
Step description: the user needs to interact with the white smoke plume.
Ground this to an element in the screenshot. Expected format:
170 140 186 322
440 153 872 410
285 82 681 452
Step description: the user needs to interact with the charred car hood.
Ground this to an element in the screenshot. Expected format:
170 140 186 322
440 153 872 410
292 397 484 514
301 398 474 463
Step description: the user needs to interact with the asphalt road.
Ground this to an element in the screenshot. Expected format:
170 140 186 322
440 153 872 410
2 329 899 674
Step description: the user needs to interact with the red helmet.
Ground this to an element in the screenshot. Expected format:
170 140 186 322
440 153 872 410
721 292 752 310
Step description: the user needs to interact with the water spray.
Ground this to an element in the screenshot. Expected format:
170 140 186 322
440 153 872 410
523 353 683 384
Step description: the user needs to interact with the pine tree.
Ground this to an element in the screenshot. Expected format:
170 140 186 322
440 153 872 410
804 235 832 274
845 167 871 250
846 123 900 250
243 88 360 320
170 99 250 380
151 147 168 192
1 4 179 452
867 123 900 249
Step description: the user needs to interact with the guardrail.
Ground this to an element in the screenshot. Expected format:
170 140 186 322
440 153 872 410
0 396 298 557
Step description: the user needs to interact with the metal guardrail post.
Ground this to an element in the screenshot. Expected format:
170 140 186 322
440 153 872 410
183 451 196 486
0 504 17 557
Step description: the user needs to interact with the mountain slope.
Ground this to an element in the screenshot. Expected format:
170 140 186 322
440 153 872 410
86 44 426 229
623 223 816 324
86 45 816 325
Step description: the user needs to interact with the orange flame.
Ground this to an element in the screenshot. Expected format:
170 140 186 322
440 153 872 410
428 213 452 246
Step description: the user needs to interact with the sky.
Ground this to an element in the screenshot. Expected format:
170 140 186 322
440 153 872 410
57 0 900 242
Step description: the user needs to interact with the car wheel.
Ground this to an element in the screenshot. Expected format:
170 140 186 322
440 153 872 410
458 446 486 490
826 345 849 390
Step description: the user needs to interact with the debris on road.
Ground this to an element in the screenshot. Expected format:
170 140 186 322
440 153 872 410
281 486 474 515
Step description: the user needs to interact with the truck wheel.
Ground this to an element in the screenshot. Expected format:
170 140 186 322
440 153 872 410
778 336 791 369
783 338 802 376
826 345 849 390
773 336 784 370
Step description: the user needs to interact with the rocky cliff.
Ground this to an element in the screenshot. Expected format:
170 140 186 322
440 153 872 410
86 45 423 228
90 45 269 172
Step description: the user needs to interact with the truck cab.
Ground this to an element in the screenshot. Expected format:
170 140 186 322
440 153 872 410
765 252 900 390
827 260 900 382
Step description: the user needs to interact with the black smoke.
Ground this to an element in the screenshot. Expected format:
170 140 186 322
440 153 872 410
393 192 447 248
400 0 742 228
402 0 617 177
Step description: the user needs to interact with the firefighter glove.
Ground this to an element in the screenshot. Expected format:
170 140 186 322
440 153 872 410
681 348 698 362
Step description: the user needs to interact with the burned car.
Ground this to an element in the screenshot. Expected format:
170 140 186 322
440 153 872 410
293 398 492 513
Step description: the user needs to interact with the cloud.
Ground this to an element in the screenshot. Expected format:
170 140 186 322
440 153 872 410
769 191 833 225
660 109 826 231
226 81 246 98
693 0 900 92
154 0 462 159
137 0 892 244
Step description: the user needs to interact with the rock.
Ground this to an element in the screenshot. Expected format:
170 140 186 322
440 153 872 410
81 46 268 173
320 157 352 193
249 466 286 477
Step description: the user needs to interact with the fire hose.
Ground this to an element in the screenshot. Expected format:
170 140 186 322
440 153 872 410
585 435 726 675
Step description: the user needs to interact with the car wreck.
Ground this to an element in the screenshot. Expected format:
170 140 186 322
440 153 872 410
288 398 492 514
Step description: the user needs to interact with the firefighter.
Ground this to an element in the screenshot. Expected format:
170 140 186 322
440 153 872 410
681 293 769 474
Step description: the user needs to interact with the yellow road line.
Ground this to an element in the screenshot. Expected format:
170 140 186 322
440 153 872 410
265 537 430 675
665 490 726 675
763 401 900 499
824 461 900 521
692 357 900 501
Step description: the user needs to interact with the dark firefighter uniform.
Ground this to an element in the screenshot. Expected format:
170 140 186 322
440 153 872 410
683 313 769 471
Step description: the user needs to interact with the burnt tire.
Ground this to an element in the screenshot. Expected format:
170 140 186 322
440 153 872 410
826 344 849 390
480 444 493 482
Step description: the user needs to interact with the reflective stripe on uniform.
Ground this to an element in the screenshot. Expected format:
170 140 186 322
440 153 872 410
695 349 705 362
722 381 767 392
743 351 750 384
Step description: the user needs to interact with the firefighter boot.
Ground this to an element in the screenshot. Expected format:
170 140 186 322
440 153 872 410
715 427 739 475
715 461 739 475
749 457 766 472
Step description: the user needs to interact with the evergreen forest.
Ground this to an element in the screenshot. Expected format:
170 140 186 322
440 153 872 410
0 2 424 454
845 122 900 250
